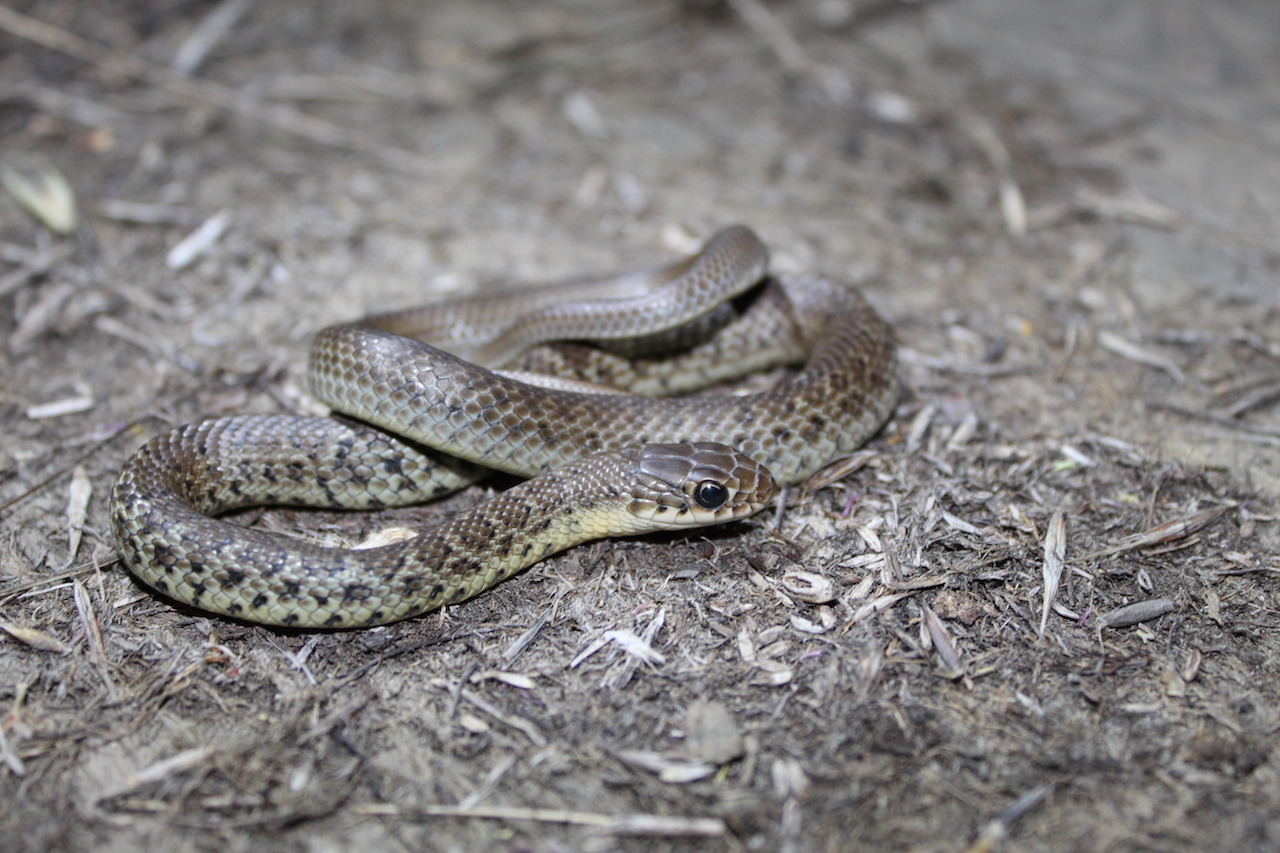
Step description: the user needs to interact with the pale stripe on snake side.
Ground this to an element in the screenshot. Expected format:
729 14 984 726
110 226 899 628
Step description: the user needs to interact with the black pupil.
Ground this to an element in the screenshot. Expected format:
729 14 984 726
694 480 728 509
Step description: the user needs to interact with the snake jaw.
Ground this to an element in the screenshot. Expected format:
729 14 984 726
627 442 777 529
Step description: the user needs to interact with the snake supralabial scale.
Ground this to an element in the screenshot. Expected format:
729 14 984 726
110 226 900 628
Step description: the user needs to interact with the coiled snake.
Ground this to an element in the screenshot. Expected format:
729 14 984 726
110 227 899 628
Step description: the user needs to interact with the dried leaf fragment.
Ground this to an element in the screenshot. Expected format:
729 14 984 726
1180 648 1202 682
0 621 70 654
1 157 77 234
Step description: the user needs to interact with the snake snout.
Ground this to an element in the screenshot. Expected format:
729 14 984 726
630 442 776 527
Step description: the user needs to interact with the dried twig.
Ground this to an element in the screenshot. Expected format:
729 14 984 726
0 6 435 175
1097 331 1185 384
964 785 1050 853
430 680 547 746
1078 505 1233 561
725 0 851 100
1221 379 1280 418
171 0 252 76
353 802 726 837
1150 402 1280 440
0 417 149 518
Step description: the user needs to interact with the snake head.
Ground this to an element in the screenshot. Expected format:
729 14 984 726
628 442 776 529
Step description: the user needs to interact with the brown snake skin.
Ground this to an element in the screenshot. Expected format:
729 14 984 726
110 227 899 628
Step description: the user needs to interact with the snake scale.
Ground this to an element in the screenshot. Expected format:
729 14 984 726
110 226 899 628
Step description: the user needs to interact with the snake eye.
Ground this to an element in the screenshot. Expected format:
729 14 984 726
693 480 729 510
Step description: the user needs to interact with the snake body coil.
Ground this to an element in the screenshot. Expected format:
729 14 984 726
110 227 899 628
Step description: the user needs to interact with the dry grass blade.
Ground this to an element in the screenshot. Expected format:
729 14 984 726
724 0 851 100
165 210 231 270
26 388 94 419
171 0 252 76
1149 402 1280 442
8 281 75 353
964 785 1050 853
93 316 203 375
119 746 212 794
615 749 716 784
846 591 914 626
1224 380 1280 418
1079 505 1233 560
1097 331 1185 384
353 803 726 837
65 465 91 564
0 621 69 654
72 579 117 700
1039 511 1066 636
431 681 547 746
922 604 962 676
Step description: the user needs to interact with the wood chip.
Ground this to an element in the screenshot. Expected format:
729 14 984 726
684 700 744 765
1100 598 1175 629
781 570 836 604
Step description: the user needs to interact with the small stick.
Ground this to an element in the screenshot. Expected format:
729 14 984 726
725 0 851 101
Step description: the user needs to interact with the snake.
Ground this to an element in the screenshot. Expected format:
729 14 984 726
109 226 900 629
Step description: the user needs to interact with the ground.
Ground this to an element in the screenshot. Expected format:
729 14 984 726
1 1 1278 851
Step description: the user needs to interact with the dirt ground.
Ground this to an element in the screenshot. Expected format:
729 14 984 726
1 1 1278 851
